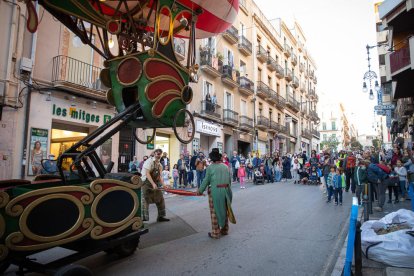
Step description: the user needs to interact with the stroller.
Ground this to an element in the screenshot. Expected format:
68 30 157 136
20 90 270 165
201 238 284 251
253 168 265 185
308 166 320 185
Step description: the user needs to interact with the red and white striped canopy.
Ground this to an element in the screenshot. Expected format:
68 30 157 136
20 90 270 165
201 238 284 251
98 0 238 38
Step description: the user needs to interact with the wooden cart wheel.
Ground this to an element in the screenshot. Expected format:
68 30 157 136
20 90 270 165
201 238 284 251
133 128 156 144
0 260 11 274
114 238 139 257
173 109 195 144
54 264 92 276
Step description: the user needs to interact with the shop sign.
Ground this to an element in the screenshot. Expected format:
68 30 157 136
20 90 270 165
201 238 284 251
28 128 48 176
196 120 220 136
52 104 112 125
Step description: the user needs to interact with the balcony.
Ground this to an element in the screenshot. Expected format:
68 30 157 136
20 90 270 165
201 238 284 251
257 45 268 63
390 43 410 75
238 76 254 96
222 25 239 44
269 120 278 133
302 129 312 140
298 41 303 52
311 129 320 139
300 106 308 117
291 53 298 66
286 94 300 112
388 37 414 99
221 65 239 88
239 0 248 14
200 100 221 122
299 63 305 73
173 38 186 61
275 64 285 79
292 76 299 88
238 35 252 56
52 55 108 99
256 81 270 99
266 89 278 104
256 115 270 130
308 88 316 99
223 109 239 126
199 49 222 78
266 56 278 72
277 124 288 136
285 68 293 81
283 43 291 57
300 82 306 93
275 94 286 109
309 110 319 122
239 115 253 131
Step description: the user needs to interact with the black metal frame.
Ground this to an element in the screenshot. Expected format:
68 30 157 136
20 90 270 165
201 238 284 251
9 228 148 275
57 101 142 183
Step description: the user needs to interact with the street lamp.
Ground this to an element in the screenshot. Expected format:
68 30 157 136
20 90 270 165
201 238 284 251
362 44 381 100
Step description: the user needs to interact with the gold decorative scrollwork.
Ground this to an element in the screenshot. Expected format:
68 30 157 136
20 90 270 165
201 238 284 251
5 186 94 217
132 217 143 231
0 244 9 261
5 217 94 252
91 186 139 228
90 179 141 194
0 191 9 208
91 217 142 240
19 194 85 243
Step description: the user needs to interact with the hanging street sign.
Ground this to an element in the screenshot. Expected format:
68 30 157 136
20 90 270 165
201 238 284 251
377 89 383 106
374 104 395 111
386 109 392 128
376 110 386 116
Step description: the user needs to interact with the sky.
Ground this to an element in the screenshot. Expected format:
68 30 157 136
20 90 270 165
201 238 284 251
254 0 380 135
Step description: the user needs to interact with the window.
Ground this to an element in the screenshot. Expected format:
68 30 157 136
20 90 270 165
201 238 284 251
203 37 216 53
223 47 234 67
322 122 327 130
332 134 336 138
240 60 247 77
268 76 272 87
278 113 281 124
276 83 280 94
269 108 273 120
203 81 213 98
224 91 232 109
323 134 327 141
332 121 336 130
240 22 246 38
258 68 262 82
241 99 247 116
285 60 288 75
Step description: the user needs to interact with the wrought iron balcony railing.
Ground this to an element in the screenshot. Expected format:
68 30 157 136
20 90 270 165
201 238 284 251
223 109 239 125
52 55 107 94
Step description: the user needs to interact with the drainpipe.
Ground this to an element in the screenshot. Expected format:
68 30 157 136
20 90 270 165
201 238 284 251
21 1 38 179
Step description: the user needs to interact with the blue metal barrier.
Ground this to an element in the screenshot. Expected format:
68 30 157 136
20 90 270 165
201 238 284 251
344 197 359 276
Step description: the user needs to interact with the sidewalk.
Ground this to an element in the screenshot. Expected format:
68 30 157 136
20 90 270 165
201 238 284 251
332 195 414 276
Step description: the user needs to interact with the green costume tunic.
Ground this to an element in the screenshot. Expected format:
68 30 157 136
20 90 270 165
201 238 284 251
199 163 233 227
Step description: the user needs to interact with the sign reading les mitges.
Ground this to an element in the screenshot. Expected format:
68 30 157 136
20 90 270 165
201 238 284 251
52 104 112 124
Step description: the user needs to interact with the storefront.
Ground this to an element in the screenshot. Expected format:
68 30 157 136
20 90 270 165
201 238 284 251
301 137 310 155
257 130 268 156
237 131 252 157
194 119 222 155
27 93 118 177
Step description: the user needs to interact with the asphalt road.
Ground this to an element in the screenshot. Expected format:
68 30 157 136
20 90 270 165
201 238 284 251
5 179 353 276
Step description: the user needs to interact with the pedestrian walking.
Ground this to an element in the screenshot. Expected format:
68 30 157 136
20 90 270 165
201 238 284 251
197 148 235 239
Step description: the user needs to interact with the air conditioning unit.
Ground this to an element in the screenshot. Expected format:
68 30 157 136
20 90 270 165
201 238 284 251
20 57 33 73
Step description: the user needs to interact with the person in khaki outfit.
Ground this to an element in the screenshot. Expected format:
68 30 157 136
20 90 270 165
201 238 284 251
141 149 170 222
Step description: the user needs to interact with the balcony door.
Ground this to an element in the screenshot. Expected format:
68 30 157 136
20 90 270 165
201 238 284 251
224 91 233 110
240 60 247 77
68 31 96 88
241 99 247 116
203 37 216 53
223 47 234 68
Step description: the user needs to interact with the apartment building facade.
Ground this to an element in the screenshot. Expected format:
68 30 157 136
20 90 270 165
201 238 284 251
378 0 414 146
319 103 350 151
187 0 320 158
0 0 320 179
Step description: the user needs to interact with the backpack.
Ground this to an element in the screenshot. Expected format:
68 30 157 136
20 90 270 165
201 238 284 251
376 163 391 174
346 156 356 169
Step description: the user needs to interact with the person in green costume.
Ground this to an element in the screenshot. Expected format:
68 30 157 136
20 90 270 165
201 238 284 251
197 148 235 239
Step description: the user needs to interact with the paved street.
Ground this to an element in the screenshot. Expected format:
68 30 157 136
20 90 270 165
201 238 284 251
5 180 353 275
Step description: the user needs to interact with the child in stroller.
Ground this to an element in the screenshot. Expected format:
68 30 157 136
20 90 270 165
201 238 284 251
254 164 265 185
299 167 309 184
308 166 319 185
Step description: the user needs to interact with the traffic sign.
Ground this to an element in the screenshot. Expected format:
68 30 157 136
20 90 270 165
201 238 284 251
374 104 395 111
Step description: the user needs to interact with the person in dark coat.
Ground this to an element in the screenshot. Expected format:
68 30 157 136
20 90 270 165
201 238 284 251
282 156 292 181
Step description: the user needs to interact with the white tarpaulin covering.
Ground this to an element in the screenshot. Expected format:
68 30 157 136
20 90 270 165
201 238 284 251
361 209 414 268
